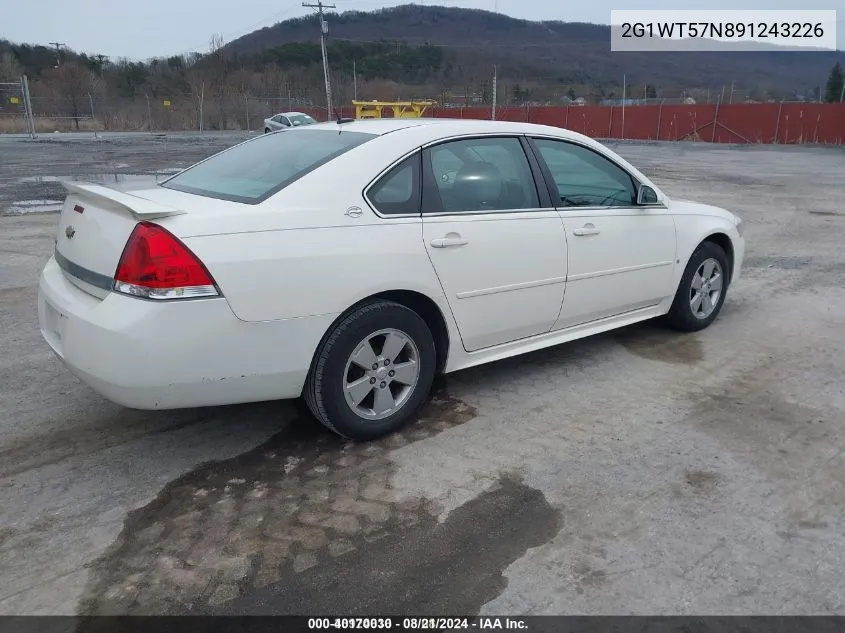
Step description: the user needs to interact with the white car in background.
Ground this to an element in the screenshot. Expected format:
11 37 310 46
263 111 317 133
38 119 744 441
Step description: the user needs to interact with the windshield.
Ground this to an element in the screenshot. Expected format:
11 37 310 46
161 129 375 204
288 114 316 126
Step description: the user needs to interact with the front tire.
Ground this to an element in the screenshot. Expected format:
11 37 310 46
264 127 271 134
665 241 730 332
304 300 437 441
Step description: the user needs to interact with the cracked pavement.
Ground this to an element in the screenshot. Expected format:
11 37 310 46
1 136 844 616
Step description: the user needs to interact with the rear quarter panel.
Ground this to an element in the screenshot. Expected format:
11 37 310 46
184 219 444 322
175 132 447 322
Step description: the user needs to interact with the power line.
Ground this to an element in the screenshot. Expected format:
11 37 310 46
174 3 302 56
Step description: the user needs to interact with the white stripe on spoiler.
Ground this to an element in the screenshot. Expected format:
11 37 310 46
61 181 186 220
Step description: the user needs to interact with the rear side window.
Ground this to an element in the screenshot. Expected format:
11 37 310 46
161 129 375 204
367 153 421 215
423 137 539 213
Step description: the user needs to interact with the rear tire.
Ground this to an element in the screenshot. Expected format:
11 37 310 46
304 300 437 441
664 241 730 332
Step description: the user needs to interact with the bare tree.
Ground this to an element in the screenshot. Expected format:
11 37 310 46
52 61 92 129
208 33 230 129
228 67 257 129
0 51 22 81
185 66 207 131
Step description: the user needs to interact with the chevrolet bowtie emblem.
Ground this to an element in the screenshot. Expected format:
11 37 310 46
65 226 76 239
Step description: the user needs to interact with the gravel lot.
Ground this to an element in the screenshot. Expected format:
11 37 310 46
1 133 844 617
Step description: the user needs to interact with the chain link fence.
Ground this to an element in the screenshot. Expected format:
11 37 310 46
0 76 36 136
12 78 845 144
25 91 323 133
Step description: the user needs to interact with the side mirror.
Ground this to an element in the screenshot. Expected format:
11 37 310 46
637 184 659 205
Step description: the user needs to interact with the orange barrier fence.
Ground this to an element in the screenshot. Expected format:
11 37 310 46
320 102 845 145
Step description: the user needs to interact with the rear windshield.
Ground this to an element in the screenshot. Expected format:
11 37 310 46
289 114 316 126
161 129 375 204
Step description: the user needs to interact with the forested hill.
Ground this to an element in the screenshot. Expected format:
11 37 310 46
225 4 844 95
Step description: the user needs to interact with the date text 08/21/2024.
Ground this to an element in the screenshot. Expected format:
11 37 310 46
306 618 529 630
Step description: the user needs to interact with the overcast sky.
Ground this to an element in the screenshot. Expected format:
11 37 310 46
4 0 843 59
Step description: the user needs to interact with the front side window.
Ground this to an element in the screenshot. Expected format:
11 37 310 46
161 129 375 204
532 138 636 208
424 137 539 213
367 153 421 215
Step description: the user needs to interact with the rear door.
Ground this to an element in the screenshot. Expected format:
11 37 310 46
421 136 568 352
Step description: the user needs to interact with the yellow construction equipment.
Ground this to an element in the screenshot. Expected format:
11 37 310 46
353 100 437 119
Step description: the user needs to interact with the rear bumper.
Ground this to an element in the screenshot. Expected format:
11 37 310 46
38 256 335 409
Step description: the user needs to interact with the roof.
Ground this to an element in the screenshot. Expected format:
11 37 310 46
282 118 600 165
307 117 583 141
269 111 312 117
309 118 437 134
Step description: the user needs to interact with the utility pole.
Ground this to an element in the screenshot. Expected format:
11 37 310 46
88 92 97 139
353 59 358 101
491 65 497 120
49 42 65 67
304 0 336 119
729 81 735 104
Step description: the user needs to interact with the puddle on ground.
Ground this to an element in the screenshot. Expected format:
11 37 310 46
74 383 560 617
615 322 704 365
202 474 561 617
15 170 181 186
5 199 64 214
2 172 184 215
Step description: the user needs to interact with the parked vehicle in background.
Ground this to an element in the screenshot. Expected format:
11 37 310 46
264 112 317 133
38 119 744 442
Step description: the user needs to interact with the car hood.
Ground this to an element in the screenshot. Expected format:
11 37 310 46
670 199 740 224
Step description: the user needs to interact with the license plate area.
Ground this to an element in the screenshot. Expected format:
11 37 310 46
44 301 65 341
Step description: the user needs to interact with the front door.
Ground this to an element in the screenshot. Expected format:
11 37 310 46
529 137 677 330
421 136 568 352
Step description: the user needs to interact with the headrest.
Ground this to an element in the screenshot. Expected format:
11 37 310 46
452 162 503 207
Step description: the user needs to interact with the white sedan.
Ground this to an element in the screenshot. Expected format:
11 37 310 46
263 111 317 132
38 119 745 440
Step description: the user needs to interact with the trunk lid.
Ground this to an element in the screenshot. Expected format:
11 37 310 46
54 182 185 297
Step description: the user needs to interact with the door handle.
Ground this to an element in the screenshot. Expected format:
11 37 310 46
430 236 468 248
573 223 600 237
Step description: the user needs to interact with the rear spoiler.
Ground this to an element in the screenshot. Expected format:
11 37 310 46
61 181 186 220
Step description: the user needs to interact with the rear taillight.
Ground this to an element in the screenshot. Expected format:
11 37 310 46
113 222 219 300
